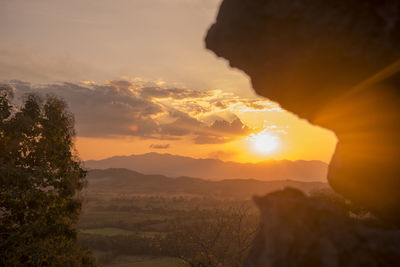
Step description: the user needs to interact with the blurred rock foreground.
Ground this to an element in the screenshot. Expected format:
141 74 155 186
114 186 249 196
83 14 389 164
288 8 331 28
205 0 400 265
246 188 400 267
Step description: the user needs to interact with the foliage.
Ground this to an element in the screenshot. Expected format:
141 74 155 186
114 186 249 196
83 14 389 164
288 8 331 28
0 88 95 266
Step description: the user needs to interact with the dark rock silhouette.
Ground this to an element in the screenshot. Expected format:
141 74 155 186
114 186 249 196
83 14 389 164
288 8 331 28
245 188 400 267
206 0 400 224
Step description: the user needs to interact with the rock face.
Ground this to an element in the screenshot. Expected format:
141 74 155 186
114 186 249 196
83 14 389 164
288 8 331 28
206 0 400 224
245 188 400 267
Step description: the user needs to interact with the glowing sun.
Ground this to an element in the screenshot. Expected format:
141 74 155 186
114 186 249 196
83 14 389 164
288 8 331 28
247 131 280 155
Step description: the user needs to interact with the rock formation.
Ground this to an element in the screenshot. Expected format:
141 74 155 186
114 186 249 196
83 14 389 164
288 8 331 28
206 0 400 224
245 188 400 267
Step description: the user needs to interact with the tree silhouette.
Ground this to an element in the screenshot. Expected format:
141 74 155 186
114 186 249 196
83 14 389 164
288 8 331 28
0 88 95 266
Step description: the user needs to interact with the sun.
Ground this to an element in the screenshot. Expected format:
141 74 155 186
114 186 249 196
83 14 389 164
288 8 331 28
247 131 280 155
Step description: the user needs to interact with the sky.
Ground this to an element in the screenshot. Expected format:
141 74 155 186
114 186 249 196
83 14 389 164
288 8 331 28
0 0 337 163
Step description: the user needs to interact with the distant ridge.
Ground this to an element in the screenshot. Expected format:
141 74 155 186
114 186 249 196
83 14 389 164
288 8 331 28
85 153 328 182
86 168 328 199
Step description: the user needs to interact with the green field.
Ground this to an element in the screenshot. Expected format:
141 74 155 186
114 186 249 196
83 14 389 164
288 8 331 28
78 193 258 266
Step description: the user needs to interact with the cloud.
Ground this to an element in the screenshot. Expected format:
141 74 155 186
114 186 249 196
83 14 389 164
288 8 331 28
140 87 211 100
156 105 251 144
193 135 231 144
213 101 226 109
8 80 162 138
191 117 251 144
108 80 132 90
4 79 279 144
161 115 204 136
149 144 170 149
210 117 250 135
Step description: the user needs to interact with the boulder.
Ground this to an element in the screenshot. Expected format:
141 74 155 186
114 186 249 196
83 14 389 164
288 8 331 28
206 0 400 224
245 188 400 266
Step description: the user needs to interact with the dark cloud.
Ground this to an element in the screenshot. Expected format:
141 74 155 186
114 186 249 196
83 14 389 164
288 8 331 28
149 144 170 149
210 118 250 135
159 110 251 144
193 117 251 144
160 111 204 136
8 80 162 138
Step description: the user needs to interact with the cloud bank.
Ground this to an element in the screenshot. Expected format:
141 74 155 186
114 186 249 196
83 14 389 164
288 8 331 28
4 79 281 144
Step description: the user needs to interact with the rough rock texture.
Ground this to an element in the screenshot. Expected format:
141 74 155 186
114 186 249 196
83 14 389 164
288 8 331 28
205 0 400 224
245 188 400 267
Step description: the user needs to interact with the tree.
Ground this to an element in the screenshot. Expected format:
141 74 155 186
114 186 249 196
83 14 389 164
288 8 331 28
164 206 258 267
0 87 95 266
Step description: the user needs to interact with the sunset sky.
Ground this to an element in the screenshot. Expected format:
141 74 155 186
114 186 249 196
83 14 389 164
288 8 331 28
0 0 337 163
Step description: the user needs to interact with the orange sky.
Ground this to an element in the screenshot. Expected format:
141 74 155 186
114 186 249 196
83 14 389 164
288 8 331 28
71 81 337 163
1 0 337 163
76 125 336 164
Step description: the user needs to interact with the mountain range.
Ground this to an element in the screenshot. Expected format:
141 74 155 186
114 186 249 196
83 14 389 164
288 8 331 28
86 168 328 199
85 153 328 182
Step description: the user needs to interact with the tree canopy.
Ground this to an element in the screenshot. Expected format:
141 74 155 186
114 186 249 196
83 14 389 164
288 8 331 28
0 87 95 266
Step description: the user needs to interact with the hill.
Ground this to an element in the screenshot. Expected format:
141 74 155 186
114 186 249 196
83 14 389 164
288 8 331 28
86 168 327 199
85 153 328 182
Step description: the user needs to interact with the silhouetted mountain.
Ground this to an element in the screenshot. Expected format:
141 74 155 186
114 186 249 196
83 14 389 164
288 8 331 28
86 168 327 199
85 153 328 182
